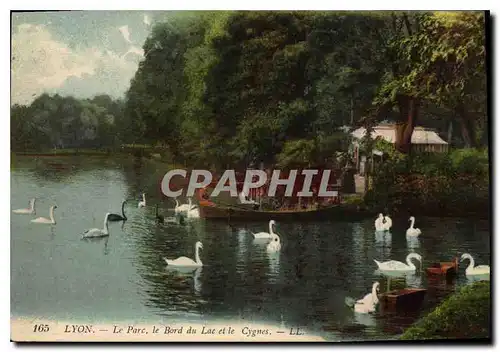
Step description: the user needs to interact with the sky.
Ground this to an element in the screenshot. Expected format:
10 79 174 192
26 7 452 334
11 11 164 106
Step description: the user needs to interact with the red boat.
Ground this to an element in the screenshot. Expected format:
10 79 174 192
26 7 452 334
426 257 459 278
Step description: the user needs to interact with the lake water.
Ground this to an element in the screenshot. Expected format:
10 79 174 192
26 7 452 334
10 156 491 341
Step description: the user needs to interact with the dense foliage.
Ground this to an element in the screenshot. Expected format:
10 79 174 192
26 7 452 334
11 94 126 151
365 146 489 216
12 11 487 170
400 281 490 340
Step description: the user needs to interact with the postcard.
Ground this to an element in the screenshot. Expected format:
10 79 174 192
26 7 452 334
10 10 491 342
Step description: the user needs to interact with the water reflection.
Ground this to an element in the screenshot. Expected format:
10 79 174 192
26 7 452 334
374 231 392 259
406 235 421 250
374 270 424 291
10 156 492 340
267 251 281 284
81 236 110 256
354 311 377 327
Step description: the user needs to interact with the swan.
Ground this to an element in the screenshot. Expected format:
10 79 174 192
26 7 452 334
267 233 282 253
155 204 164 223
406 216 421 236
374 253 422 272
108 200 127 221
13 198 36 214
164 241 203 267
357 281 380 306
252 220 277 239
138 193 146 208
174 198 192 213
186 198 200 218
460 253 490 276
374 213 385 232
82 213 110 238
382 215 392 231
31 205 57 224
345 282 380 314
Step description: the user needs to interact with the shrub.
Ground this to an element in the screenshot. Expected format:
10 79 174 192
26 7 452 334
400 281 491 340
366 148 489 216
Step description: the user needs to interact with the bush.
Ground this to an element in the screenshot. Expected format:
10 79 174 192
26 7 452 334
400 281 491 340
366 148 489 216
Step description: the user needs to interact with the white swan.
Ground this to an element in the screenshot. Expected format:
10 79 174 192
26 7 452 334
174 198 191 213
13 198 36 214
267 233 282 253
460 253 490 276
164 241 203 267
82 213 110 238
406 216 421 236
138 193 146 208
252 220 277 239
382 215 392 231
374 213 385 232
374 253 422 272
346 282 380 314
31 205 57 224
186 199 200 218
357 281 380 306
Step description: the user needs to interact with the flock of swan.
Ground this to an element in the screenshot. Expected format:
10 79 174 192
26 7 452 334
346 213 490 314
12 194 281 269
12 194 199 237
13 196 490 315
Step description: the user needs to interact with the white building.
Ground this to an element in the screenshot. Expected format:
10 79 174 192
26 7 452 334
351 124 449 174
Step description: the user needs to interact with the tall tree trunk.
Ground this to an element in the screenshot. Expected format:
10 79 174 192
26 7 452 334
456 103 477 148
394 95 419 154
447 119 453 144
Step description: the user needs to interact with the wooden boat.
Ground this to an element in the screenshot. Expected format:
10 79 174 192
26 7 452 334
197 200 371 221
379 288 427 312
426 257 459 278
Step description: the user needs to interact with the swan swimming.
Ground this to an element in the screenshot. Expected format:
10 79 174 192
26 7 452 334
358 281 380 306
267 233 282 253
138 193 146 208
374 214 385 232
252 220 277 239
406 216 421 236
174 198 192 214
82 213 110 238
108 200 127 221
31 205 57 224
374 253 422 272
186 198 200 218
345 282 380 314
164 241 203 267
382 215 392 231
460 253 490 276
13 198 36 215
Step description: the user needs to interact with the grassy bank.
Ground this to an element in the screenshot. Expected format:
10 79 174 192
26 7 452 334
400 281 491 341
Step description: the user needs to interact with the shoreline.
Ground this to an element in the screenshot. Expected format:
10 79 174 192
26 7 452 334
11 317 326 342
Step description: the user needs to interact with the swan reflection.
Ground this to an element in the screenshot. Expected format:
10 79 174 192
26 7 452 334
165 266 203 295
374 231 392 258
354 311 377 327
267 251 281 283
406 235 421 250
237 228 249 264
